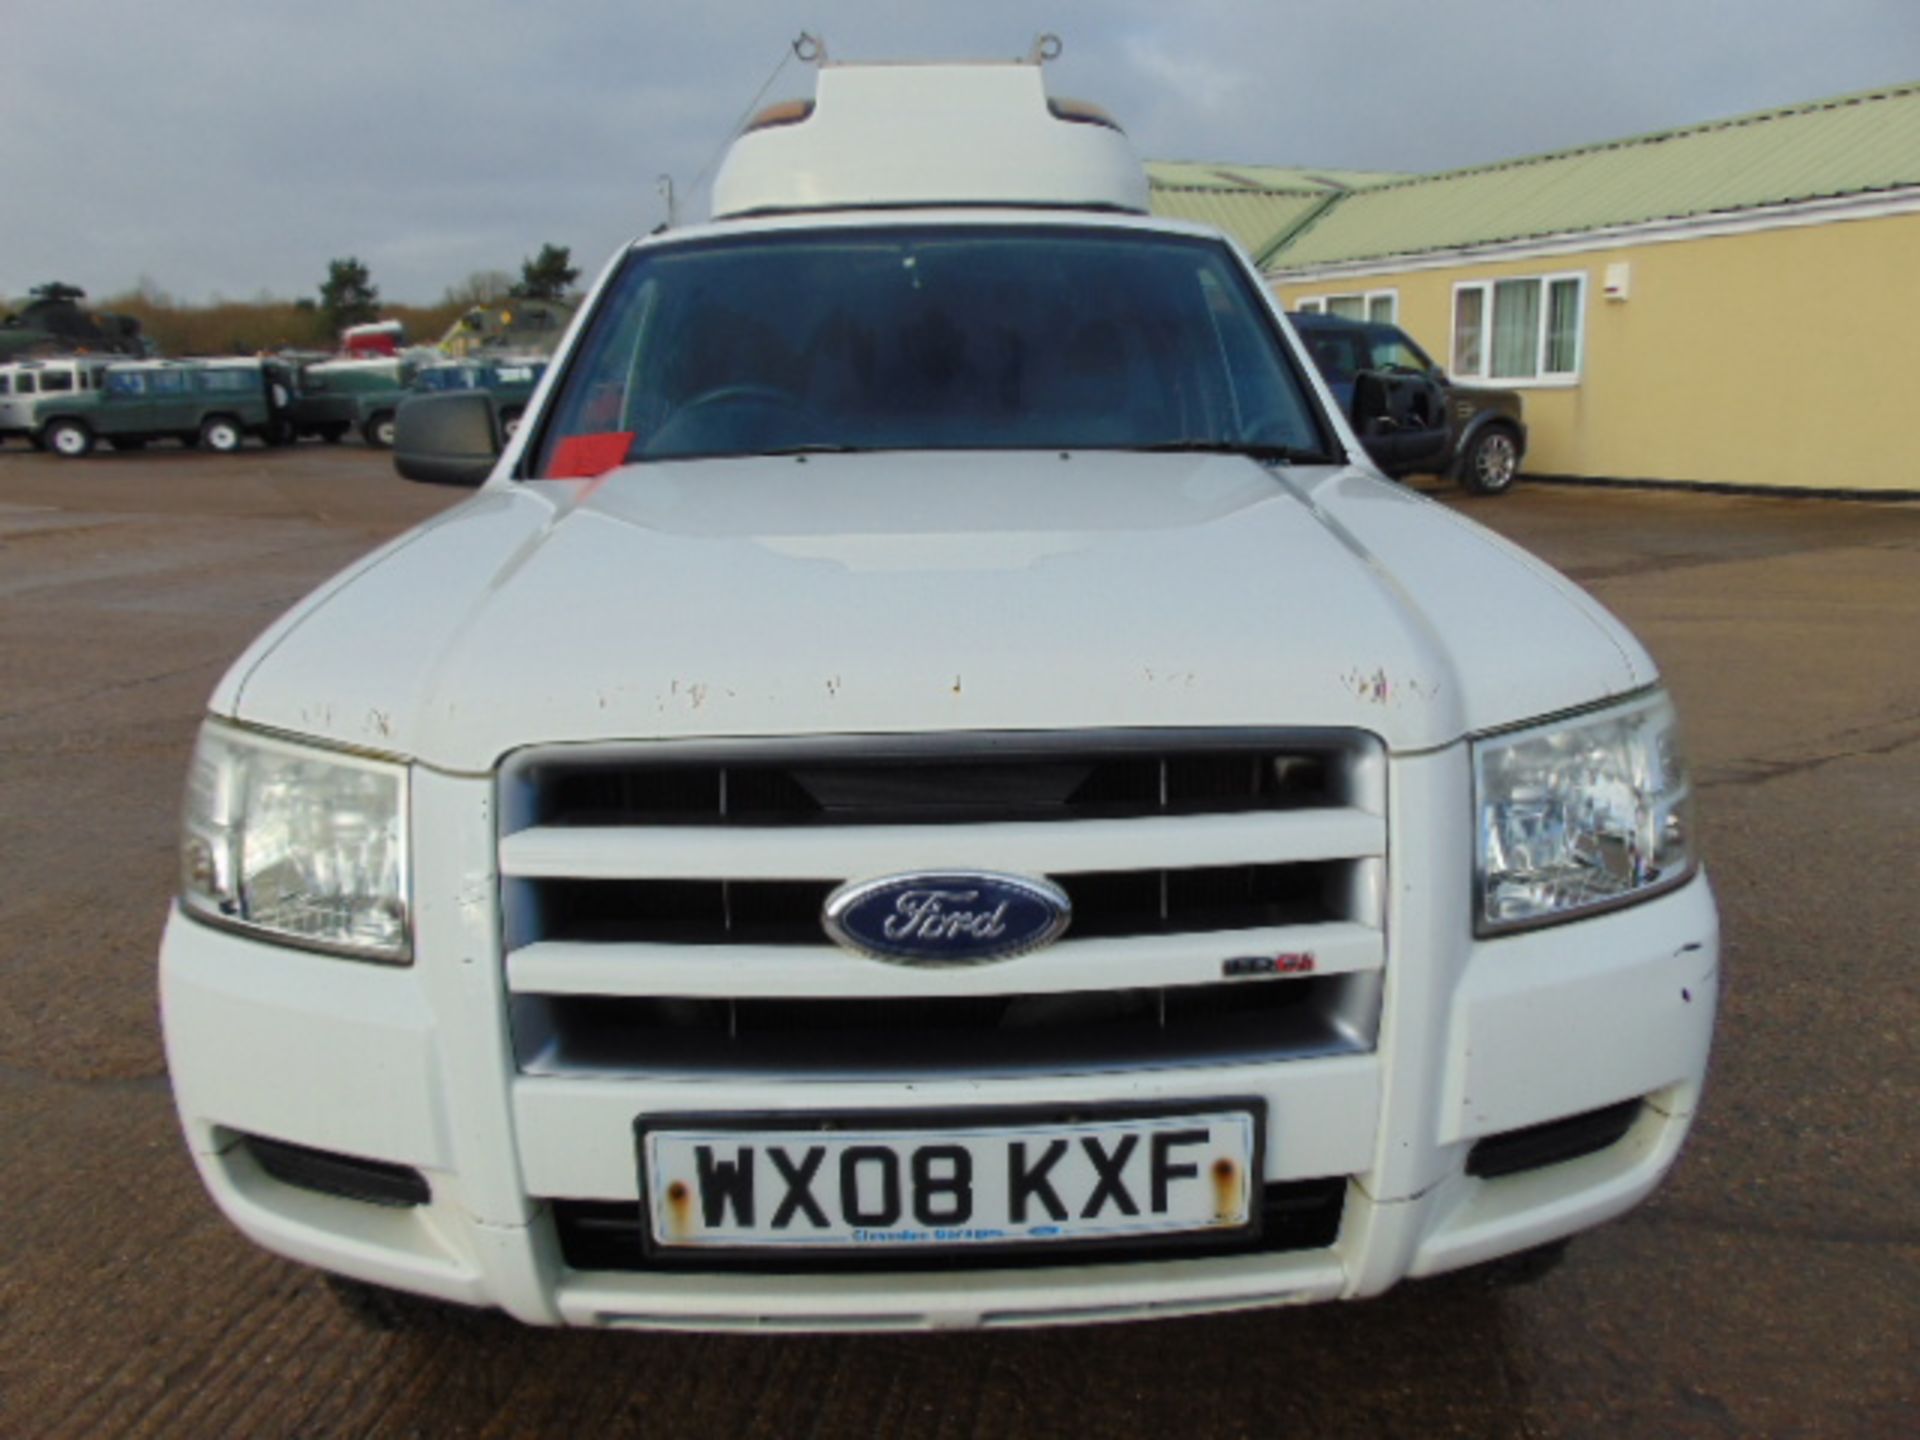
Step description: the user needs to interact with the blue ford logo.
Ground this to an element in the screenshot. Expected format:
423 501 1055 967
822 871 1072 965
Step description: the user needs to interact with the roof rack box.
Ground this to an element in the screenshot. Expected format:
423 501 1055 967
710 61 1150 220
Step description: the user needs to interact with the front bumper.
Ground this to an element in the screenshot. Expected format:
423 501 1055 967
160 749 1718 1330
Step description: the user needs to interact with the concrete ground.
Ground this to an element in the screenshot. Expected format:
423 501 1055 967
0 443 1913 1439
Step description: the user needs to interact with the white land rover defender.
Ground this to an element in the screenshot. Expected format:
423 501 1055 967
160 55 1718 1332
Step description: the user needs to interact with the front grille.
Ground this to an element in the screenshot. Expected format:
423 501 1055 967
515 973 1366 1079
498 730 1388 1079
549 1178 1348 1274
508 739 1351 829
517 862 1349 948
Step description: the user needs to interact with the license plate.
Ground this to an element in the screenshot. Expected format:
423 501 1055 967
638 1103 1262 1254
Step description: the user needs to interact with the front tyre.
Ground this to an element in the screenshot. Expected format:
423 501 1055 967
199 417 244 454
1458 425 1521 495
45 419 94 458
364 412 397 449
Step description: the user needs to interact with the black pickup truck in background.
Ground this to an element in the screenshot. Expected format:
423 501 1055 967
1289 311 1527 495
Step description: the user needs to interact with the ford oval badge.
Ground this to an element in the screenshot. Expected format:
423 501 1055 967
822 871 1072 965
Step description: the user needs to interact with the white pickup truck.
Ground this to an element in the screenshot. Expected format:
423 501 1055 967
160 56 1718 1332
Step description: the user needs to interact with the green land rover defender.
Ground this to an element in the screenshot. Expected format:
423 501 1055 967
35 360 281 457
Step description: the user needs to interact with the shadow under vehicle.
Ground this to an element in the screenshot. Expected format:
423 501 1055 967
1289 312 1527 494
33 358 281 457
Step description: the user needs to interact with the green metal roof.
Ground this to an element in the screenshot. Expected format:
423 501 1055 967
1145 161 1407 192
1144 162 1406 261
1146 184 1334 258
1269 82 1920 270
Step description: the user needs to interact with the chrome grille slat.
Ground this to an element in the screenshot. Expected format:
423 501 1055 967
507 921 1384 1000
498 809 1384 881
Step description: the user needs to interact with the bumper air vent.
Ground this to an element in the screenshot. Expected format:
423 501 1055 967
1466 1100 1644 1180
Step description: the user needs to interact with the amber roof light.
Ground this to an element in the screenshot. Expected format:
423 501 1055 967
1048 98 1124 132
744 100 816 134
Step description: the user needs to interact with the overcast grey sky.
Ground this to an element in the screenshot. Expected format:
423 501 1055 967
4 0 1916 305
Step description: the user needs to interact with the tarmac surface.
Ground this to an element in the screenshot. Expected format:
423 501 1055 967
0 442 1914 1439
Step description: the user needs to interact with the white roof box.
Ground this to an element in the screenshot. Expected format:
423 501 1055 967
710 61 1150 220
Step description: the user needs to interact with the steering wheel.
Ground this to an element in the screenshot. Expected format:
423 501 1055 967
647 383 833 456
671 383 815 419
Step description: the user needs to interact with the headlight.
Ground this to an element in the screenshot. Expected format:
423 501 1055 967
180 722 410 961
1474 690 1695 934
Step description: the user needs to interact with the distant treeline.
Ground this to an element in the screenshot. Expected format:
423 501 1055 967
91 292 471 357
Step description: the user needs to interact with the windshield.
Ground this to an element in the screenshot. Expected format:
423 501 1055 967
530 225 1334 475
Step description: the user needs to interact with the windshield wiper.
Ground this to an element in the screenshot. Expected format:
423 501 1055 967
753 442 869 457
1127 440 1338 465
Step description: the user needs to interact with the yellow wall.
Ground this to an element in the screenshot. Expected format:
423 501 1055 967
1274 211 1920 493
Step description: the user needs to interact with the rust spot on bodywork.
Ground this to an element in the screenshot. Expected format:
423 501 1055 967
1212 1157 1240 1221
1343 667 1392 704
665 1180 693 1238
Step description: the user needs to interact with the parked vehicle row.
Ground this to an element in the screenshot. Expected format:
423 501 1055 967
0 352 548 459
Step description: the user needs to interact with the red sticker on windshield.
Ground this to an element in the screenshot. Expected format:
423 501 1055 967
545 431 634 479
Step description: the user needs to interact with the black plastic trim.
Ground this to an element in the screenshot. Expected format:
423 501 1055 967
553 1183 1347 1274
1466 1099 1643 1180
243 1134 431 1208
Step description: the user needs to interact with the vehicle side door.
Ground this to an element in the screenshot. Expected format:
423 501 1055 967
103 369 155 433
32 367 87 427
199 366 270 427
147 368 195 434
1299 328 1377 456
1362 327 1451 473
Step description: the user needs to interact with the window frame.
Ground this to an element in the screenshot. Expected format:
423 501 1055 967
1296 288 1398 325
1449 271 1586 387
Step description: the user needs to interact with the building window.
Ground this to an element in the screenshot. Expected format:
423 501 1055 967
1296 289 1397 324
1451 274 1584 383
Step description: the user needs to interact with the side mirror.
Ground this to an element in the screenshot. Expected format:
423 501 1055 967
1350 371 1394 436
393 391 500 485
